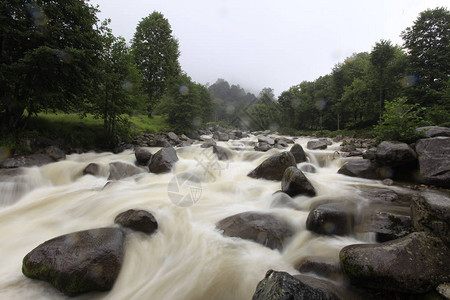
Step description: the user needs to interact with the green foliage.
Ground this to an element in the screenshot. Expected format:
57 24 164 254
0 0 104 133
132 11 181 116
247 88 281 131
373 97 429 143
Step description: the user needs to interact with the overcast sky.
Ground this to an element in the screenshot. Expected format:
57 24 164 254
90 0 447 96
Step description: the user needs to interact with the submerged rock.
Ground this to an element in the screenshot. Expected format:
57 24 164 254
252 270 339 300
149 147 179 174
247 152 296 181
108 161 145 180
83 163 102 177
306 202 355 236
216 211 293 250
340 231 450 294
296 258 342 281
270 192 299 210
290 143 307 163
114 209 158 234
415 137 450 188
212 145 230 161
363 211 413 242
22 228 125 296
281 166 316 197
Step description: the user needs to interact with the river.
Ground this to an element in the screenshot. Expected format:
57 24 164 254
0 135 407 299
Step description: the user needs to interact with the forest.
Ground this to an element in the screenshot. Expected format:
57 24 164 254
1 1 449 149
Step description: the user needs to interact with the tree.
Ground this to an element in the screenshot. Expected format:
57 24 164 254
132 11 180 117
0 0 104 133
92 32 145 146
401 7 450 105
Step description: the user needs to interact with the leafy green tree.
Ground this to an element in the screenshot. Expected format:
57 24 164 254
373 97 429 142
401 7 450 106
247 88 281 130
92 32 145 146
0 0 104 133
132 11 180 117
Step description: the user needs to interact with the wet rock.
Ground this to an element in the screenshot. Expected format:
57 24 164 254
296 258 342 281
358 187 404 204
216 211 293 250
247 152 296 181
83 163 102 177
212 145 230 161
114 209 158 234
252 270 339 300
306 202 355 236
149 147 179 174
276 137 294 144
167 132 181 144
1 153 55 168
437 283 450 299
113 143 134 153
415 137 450 188
411 191 450 245
363 212 413 242
362 149 377 160
186 131 200 140
281 167 316 197
201 139 216 148
134 148 152 166
213 131 229 141
340 231 450 294
22 228 125 296
108 162 145 180
318 138 332 146
307 140 328 150
290 143 307 163
258 136 275 145
299 163 316 174
254 142 272 152
376 141 417 167
340 144 356 152
416 126 450 138
382 178 394 186
337 159 380 179
44 146 66 161
270 192 299 210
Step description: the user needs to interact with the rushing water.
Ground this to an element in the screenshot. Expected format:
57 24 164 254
0 136 408 299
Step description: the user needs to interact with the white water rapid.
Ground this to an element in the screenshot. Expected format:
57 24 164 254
0 136 408 299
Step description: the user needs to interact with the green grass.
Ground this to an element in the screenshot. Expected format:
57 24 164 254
129 114 170 133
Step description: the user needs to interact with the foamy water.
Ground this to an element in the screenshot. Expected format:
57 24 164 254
0 136 399 299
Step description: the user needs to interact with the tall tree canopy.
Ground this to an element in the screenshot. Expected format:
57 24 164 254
0 0 104 133
132 11 180 117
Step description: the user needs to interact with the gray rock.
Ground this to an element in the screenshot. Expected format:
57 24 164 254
214 131 229 141
296 258 342 281
270 192 299 210
108 162 145 180
134 148 152 166
363 212 413 242
281 167 316 197
212 145 230 161
437 283 450 299
44 146 66 161
258 136 275 145
376 141 417 167
415 137 450 188
306 202 355 236
299 163 316 173
254 142 272 152
340 231 450 293
149 147 179 174
216 211 293 250
290 144 307 163
411 191 450 245
340 144 356 152
307 140 328 150
114 209 158 234
318 138 332 146
186 131 200 140
22 228 125 296
252 270 339 300
416 126 450 138
167 132 180 143
248 152 297 181
338 159 380 179
1 153 55 168
201 139 217 148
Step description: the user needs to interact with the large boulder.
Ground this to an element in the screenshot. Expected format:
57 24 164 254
201 139 216 148
281 167 316 197
149 147 179 174
114 209 158 234
376 141 417 167
108 161 145 180
411 191 450 245
134 148 152 166
415 137 450 187
337 159 380 179
306 140 328 150
416 126 450 138
247 152 296 181
252 270 339 300
340 232 450 294
216 211 293 250
212 145 230 161
22 228 125 296
290 143 307 163
258 136 275 145
306 202 355 236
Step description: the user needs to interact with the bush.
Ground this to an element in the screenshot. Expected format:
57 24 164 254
373 97 429 143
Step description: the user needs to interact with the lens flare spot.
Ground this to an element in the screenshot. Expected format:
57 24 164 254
0 147 11 161
55 50 73 63
400 75 418 88
315 99 327 111
226 104 235 115
192 116 201 128
121 81 133 92
27 6 48 27
179 85 189 95
292 98 301 108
